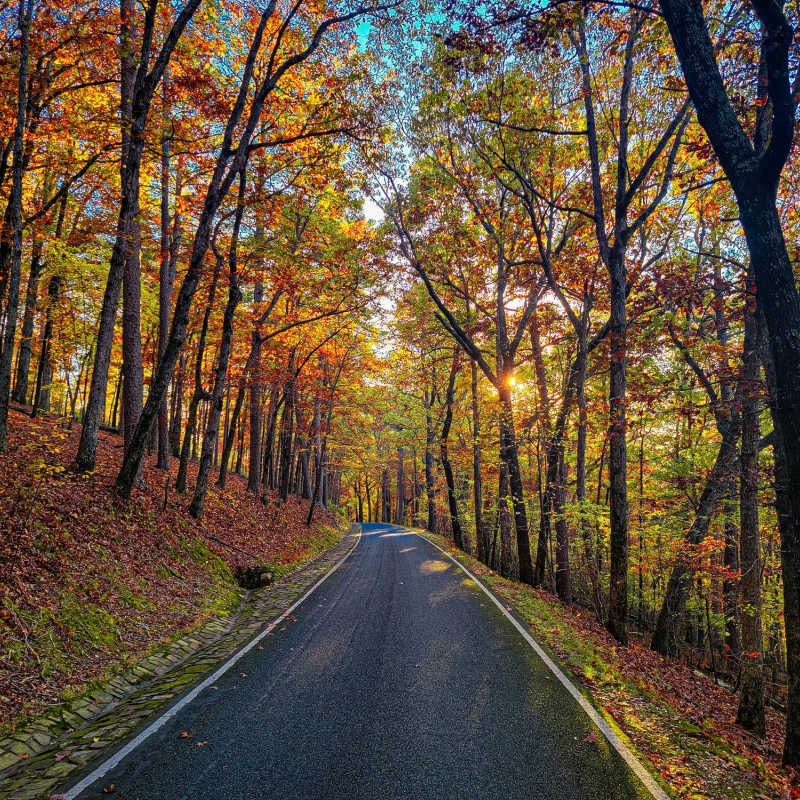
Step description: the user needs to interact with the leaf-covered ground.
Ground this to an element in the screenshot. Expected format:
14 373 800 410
423 532 800 800
0 409 341 735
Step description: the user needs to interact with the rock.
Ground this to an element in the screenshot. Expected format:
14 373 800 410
233 565 273 590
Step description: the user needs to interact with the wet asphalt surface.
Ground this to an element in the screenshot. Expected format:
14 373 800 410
70 524 652 800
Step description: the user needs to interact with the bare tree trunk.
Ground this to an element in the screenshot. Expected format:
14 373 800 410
235 395 245 475
575 343 602 619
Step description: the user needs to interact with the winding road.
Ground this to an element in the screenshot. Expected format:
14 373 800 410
68 524 657 799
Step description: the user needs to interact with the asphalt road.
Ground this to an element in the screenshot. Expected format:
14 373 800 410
70 524 653 800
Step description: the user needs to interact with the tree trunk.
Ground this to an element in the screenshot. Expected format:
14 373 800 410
498 462 513 578
424 389 437 533
575 343 603 619
278 373 295 503
176 256 221 493
189 171 245 516
553 447 571 601
441 353 463 549
157 115 180 470
0 0 32 450
217 383 245 488
497 375 533 584
31 275 59 418
651 414 741 656
381 467 391 523
535 345 584 595
471 357 487 563
12 238 43 404
169 348 185 456
395 444 405 525
722 485 741 664
736 301 765 735
260 385 279 500
121 215 143 470
607 245 629 644
77 0 200 473
247 283 263 493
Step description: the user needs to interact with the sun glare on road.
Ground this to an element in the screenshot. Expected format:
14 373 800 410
420 559 450 574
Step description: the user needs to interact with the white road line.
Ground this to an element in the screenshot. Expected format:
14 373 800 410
62 529 362 800
415 532 671 800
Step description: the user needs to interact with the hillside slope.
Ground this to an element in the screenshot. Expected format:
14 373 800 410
0 409 341 733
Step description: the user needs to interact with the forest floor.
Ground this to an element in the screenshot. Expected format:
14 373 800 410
422 531 800 800
0 408 342 736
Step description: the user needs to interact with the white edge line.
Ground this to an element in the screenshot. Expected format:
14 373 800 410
415 532 671 800
63 529 362 800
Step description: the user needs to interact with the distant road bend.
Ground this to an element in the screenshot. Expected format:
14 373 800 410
67 524 659 800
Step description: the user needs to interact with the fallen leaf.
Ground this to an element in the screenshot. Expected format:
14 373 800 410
583 731 599 743
103 785 116 794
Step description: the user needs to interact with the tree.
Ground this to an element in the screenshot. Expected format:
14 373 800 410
115 0 387 500
657 2 800 764
75 0 203 472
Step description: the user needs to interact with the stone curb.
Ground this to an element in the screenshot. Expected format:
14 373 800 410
0 523 361 800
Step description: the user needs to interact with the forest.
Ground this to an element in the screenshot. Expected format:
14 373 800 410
1 0 800 796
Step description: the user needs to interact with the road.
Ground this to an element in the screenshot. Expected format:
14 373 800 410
69 524 654 800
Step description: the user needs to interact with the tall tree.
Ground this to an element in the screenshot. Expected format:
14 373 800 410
658 6 800 762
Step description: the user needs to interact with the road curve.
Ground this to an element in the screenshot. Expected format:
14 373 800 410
68 524 653 800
